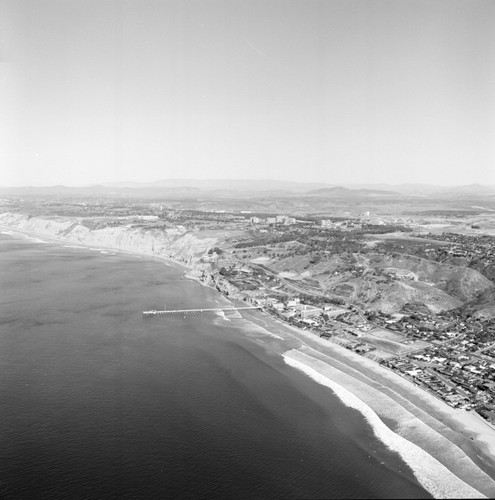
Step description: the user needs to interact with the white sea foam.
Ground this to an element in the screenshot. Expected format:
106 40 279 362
239 321 284 340
283 352 485 499
262 331 283 340
215 311 231 321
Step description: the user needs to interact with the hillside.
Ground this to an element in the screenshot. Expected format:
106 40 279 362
364 252 493 302
3 210 495 317
231 237 494 314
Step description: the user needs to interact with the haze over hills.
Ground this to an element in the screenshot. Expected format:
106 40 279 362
435 184 495 197
99 179 495 197
1 179 495 199
306 187 401 197
100 179 334 192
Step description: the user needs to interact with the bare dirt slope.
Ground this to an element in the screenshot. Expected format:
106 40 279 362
365 252 493 302
258 247 489 313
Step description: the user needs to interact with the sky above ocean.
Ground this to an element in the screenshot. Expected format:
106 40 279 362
1 0 495 187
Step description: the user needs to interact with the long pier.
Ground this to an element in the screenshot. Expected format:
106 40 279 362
142 306 261 318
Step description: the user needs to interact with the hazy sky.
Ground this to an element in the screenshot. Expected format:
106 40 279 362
1 0 495 186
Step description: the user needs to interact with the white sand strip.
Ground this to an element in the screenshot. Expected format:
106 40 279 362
284 349 486 499
282 322 495 459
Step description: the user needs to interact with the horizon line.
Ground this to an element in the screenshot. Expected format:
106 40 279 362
1 179 494 190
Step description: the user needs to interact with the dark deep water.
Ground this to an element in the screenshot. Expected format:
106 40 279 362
0 232 431 499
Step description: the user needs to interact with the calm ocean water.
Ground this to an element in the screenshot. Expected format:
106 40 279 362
0 233 431 499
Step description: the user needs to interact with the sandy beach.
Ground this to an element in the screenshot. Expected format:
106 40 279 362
239 310 495 498
3 223 495 498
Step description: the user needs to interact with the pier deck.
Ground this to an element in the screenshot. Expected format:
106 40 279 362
143 306 261 318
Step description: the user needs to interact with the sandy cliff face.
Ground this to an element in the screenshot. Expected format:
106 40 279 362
0 213 218 267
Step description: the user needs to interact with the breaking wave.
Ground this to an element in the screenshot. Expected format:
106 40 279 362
283 353 484 499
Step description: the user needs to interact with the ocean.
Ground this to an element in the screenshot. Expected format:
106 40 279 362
0 232 431 499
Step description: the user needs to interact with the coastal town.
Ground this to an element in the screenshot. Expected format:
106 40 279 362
204 227 495 424
2 193 495 426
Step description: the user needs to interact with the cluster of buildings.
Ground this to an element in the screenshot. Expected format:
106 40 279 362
382 358 473 410
381 311 495 347
363 310 495 419
245 295 378 355
250 215 297 225
382 343 495 418
417 232 495 267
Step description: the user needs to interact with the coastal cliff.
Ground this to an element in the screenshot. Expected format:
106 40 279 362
0 212 248 301
0 213 218 268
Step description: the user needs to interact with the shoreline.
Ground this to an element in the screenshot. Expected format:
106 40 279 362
2 222 495 497
238 309 495 498
0 223 192 273
283 351 485 499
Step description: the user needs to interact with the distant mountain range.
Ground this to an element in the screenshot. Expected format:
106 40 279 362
435 183 495 197
100 178 334 193
1 179 495 198
306 187 401 197
81 180 495 197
